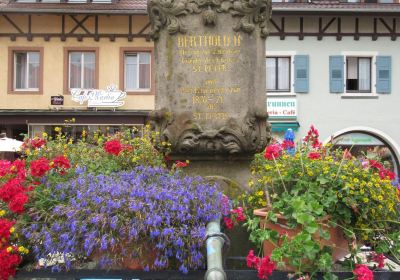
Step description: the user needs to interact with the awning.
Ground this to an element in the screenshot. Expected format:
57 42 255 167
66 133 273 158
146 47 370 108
271 122 300 132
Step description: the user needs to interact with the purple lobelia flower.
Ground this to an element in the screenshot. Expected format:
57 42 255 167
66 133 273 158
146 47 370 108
24 165 224 273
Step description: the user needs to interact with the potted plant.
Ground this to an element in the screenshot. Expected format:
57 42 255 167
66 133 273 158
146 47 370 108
240 126 400 279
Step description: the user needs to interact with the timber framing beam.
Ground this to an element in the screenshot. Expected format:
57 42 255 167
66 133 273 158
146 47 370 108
0 13 151 41
269 16 399 41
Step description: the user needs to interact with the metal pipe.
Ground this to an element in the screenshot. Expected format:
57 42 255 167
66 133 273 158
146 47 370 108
204 219 227 280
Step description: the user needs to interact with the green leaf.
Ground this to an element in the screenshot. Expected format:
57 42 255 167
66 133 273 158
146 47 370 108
319 229 331 240
317 177 330 185
304 220 318 234
295 213 314 225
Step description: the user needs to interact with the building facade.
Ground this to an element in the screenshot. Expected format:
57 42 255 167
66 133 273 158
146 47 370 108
0 0 152 140
266 1 400 174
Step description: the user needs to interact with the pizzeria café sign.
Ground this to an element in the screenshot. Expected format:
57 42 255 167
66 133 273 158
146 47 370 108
267 98 297 119
70 85 126 108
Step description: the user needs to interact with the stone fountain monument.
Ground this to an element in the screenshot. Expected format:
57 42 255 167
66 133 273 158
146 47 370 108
148 0 272 189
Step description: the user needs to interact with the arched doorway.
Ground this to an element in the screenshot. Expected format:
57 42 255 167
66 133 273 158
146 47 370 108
325 127 400 176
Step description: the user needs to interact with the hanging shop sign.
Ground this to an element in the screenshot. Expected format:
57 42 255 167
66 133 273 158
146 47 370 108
267 98 297 119
70 85 126 108
51 96 64 106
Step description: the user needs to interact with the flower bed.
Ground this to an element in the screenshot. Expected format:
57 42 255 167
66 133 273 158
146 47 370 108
0 126 223 278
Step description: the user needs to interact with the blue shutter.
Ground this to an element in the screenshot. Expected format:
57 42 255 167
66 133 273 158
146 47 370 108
294 55 309 93
376 56 391 94
329 56 344 93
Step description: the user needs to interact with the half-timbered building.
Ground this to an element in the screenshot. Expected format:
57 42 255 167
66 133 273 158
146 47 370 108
0 0 152 139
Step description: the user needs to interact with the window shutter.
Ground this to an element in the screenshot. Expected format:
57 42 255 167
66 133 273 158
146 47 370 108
329 55 344 93
294 55 309 93
376 56 391 94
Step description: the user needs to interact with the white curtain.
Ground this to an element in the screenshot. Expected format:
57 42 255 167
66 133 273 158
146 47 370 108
358 58 370 91
125 54 138 90
15 53 27 89
83 52 95 89
266 58 276 90
278 58 289 91
28 52 39 89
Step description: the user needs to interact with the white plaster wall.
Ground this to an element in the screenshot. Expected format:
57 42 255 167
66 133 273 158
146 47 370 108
266 36 400 156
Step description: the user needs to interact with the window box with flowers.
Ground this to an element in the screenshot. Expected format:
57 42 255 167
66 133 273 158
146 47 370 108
238 126 400 280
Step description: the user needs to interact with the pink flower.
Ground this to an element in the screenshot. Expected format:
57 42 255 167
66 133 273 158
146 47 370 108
378 169 396 180
353 264 373 280
223 217 234 230
264 144 282 160
30 138 46 149
308 152 321 160
246 250 260 269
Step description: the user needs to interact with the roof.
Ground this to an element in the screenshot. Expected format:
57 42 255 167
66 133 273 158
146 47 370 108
1 0 400 15
273 2 400 15
0 0 147 14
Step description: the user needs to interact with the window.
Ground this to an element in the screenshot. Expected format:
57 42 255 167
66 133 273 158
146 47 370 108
8 47 43 94
124 52 151 91
68 51 96 89
346 57 371 93
266 57 290 92
120 48 153 94
14 52 40 90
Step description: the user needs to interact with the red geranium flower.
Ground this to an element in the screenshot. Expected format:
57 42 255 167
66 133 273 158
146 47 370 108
52 155 70 169
223 217 234 230
281 140 294 150
104 140 123 156
264 144 282 160
257 256 276 280
0 219 15 241
8 192 28 214
30 138 46 149
175 161 188 168
378 169 396 180
0 179 24 203
30 157 50 177
0 161 11 177
353 264 373 280
369 160 383 171
246 250 260 269
308 152 321 160
0 249 22 279
231 207 246 222
371 252 385 269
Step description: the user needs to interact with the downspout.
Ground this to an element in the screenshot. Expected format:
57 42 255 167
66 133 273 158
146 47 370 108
204 219 230 280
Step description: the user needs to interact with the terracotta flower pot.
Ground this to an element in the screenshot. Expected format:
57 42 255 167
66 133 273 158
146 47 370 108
254 208 349 270
90 242 157 270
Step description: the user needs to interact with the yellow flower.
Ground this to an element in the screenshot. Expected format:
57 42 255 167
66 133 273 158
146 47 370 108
54 127 61 132
0 210 5 217
363 198 369 203
257 191 264 196
18 246 25 253
248 180 254 187
307 171 314 177
353 178 359 183
42 132 48 138
9 227 15 233
6 247 12 253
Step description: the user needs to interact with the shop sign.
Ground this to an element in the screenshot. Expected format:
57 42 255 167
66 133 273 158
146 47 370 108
267 98 297 119
51 96 64 105
70 85 126 108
